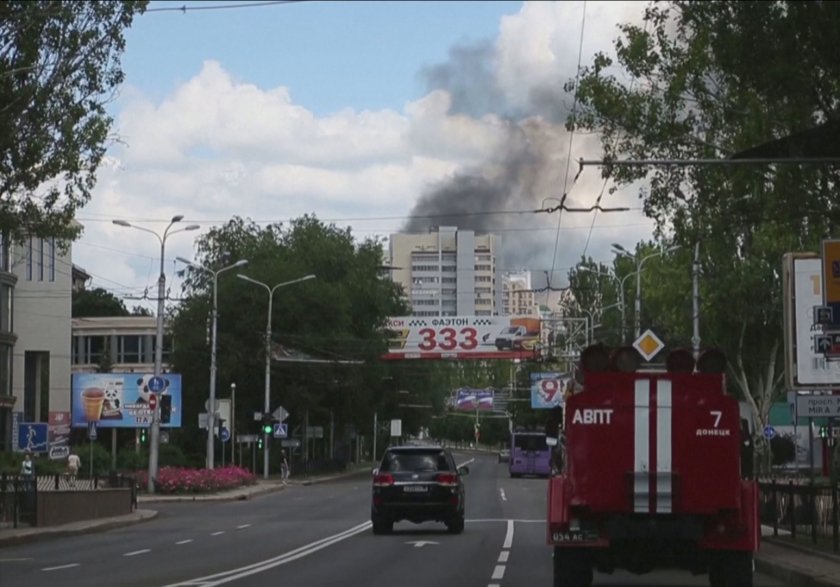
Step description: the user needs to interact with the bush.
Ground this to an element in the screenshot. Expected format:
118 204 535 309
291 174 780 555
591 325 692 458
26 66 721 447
134 465 256 494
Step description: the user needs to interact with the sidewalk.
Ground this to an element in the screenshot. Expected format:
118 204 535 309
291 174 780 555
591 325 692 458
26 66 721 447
0 467 369 548
756 525 840 587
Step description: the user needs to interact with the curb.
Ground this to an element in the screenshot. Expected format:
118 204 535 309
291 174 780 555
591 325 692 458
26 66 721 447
0 509 158 548
755 556 840 587
138 483 287 504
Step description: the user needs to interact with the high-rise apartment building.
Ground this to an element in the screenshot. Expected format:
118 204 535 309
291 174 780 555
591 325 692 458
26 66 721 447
388 227 502 317
501 271 537 316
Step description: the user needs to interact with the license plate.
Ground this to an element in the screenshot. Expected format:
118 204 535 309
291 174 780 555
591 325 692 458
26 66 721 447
403 485 428 493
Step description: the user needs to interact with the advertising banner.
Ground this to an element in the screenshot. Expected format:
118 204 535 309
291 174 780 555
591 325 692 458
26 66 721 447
71 373 182 428
48 411 72 459
384 315 541 360
454 389 494 412
530 372 570 409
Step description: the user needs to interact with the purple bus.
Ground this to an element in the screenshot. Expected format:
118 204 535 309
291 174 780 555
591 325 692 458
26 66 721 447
508 430 552 478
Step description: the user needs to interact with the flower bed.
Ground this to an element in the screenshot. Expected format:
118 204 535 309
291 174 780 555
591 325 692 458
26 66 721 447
135 466 257 494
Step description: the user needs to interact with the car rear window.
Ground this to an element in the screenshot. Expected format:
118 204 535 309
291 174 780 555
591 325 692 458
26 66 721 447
380 450 450 472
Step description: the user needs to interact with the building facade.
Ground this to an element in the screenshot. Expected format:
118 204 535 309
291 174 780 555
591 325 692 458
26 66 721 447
501 271 537 316
388 226 502 317
0 234 72 452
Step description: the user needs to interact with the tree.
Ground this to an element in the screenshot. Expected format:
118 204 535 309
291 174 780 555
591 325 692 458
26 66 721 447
169 216 409 458
0 1 147 243
72 287 129 317
568 1 840 473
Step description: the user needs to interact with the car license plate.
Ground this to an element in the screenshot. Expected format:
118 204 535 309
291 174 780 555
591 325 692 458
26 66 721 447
403 485 428 493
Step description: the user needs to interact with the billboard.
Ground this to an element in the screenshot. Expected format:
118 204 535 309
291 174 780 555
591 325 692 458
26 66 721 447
71 373 182 428
384 315 541 360
454 389 494 412
48 411 72 459
783 255 840 388
530 372 571 409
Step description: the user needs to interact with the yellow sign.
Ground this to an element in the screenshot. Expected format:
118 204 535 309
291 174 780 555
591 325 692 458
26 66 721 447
633 329 665 362
822 239 840 307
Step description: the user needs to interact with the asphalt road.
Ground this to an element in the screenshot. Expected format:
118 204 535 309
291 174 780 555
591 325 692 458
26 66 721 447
0 452 786 587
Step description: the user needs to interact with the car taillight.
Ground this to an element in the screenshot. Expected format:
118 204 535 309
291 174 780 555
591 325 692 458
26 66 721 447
436 473 458 486
373 473 394 487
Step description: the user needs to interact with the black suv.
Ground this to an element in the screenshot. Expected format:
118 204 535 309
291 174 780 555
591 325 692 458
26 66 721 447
371 445 469 534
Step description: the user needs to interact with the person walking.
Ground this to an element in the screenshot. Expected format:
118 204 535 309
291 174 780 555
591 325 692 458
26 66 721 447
20 453 34 477
67 452 81 487
280 449 290 484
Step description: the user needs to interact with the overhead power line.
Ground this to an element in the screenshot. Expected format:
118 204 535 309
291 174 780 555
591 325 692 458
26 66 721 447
145 1 308 14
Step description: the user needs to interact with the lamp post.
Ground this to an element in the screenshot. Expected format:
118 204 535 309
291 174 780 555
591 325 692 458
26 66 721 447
230 382 236 466
113 215 200 493
578 266 636 343
237 273 316 479
612 244 680 339
176 256 249 469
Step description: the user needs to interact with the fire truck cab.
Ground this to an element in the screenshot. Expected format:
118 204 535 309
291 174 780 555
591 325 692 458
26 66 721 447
547 344 758 587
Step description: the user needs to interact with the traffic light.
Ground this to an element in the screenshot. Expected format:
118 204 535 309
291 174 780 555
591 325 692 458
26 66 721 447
261 414 277 435
140 428 148 443
160 394 172 424
819 426 829 439
257 436 264 449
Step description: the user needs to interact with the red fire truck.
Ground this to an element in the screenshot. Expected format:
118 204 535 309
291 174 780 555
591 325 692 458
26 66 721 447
547 345 759 587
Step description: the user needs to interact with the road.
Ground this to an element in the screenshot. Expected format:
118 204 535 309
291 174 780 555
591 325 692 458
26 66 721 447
0 452 784 587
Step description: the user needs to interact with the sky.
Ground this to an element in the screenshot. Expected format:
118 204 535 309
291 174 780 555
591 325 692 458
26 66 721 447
73 0 656 313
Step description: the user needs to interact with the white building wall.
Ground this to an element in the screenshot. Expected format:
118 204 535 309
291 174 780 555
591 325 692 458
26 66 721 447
11 236 72 417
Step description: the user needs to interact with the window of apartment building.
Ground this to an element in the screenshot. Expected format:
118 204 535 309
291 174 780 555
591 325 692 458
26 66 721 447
475 276 491 283
411 264 439 272
442 288 456 295
0 283 11 333
412 299 438 306
24 237 56 282
475 310 491 316
23 350 49 422
83 336 106 364
476 287 491 294
474 264 491 271
475 298 491 305
475 254 491 262
0 345 11 396
412 277 438 285
0 233 9 272
441 265 456 272
118 335 144 363
46 238 55 281
442 277 456 283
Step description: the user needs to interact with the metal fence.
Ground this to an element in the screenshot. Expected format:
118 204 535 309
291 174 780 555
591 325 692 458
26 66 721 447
759 479 840 553
0 472 138 529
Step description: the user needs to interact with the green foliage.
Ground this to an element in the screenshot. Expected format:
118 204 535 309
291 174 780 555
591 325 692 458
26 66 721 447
170 215 409 454
116 448 147 472
72 287 130 318
567 1 840 444
0 1 147 241
770 435 796 466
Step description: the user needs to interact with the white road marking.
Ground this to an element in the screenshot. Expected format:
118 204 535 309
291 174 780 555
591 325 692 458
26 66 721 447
176 539 193 545
211 531 225 536
236 524 251 530
498 551 509 563
491 565 506 580
499 488 507 501
468 518 541 523
161 522 372 587
124 549 151 557
42 563 80 571
503 520 514 549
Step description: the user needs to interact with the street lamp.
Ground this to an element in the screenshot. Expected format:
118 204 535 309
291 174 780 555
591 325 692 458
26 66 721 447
113 215 200 493
176 256 249 469
578 266 637 343
237 273 316 479
612 244 680 339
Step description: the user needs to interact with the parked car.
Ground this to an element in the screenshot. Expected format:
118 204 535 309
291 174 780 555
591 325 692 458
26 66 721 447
498 448 510 463
371 445 469 535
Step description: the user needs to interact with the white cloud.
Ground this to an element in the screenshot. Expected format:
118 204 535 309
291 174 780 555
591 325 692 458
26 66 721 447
74 1 655 312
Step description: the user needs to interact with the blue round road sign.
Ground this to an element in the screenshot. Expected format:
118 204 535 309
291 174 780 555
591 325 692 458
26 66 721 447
763 425 776 440
220 427 231 442
148 376 166 393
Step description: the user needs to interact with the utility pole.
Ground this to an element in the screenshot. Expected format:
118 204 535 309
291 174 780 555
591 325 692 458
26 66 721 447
692 242 701 359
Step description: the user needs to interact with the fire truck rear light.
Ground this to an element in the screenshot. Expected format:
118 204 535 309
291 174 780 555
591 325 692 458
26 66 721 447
611 347 641 373
436 473 458 486
666 348 695 373
373 473 394 487
717 524 726 534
